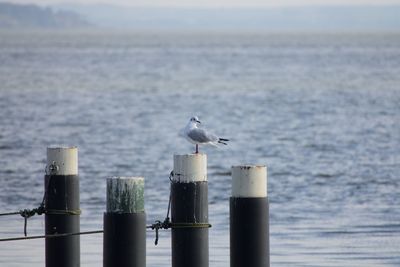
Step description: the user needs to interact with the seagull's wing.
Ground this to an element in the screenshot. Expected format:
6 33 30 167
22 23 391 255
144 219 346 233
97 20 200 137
187 128 218 143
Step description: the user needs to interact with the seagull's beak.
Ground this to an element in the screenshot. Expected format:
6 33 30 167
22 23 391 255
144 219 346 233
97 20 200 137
196 120 201 124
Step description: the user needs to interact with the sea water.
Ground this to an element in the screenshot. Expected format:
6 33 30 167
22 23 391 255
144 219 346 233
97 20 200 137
0 31 399 266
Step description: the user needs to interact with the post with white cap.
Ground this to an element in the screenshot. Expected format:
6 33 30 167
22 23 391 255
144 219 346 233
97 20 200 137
103 177 146 267
45 146 80 267
230 165 269 267
171 154 209 267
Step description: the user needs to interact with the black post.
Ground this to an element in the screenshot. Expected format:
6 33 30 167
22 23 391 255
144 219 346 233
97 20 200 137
230 165 269 267
45 146 80 267
103 177 146 267
171 154 209 267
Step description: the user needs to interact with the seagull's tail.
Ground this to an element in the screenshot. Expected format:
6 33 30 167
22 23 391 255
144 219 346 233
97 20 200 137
218 138 229 145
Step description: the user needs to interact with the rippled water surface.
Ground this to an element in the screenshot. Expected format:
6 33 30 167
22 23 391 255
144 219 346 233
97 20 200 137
0 31 399 266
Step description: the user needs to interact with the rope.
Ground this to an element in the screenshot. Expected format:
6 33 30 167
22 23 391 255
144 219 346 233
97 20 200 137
0 171 81 236
147 171 212 245
170 223 212 229
0 211 21 216
147 172 173 246
147 219 211 246
0 206 46 236
0 207 81 237
1 170 211 244
46 209 82 215
0 230 103 242
147 218 170 245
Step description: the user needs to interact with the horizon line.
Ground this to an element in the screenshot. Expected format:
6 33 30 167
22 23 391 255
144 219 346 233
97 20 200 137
5 1 400 9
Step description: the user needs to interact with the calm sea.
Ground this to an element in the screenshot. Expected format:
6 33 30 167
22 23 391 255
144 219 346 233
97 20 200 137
0 30 399 266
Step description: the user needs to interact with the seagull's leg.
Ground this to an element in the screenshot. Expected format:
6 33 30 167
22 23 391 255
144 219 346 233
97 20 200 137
195 144 199 154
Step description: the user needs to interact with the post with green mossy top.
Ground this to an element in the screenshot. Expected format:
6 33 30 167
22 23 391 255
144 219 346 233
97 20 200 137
103 177 146 267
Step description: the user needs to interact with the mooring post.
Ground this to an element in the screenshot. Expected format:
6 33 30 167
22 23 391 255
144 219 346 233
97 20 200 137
171 153 209 267
230 165 269 267
103 177 146 267
45 146 80 267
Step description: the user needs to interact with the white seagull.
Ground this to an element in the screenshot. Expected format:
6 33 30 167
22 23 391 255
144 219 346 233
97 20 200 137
181 116 229 154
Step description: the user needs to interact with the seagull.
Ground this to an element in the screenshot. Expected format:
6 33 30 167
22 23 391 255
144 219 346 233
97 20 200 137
181 116 229 154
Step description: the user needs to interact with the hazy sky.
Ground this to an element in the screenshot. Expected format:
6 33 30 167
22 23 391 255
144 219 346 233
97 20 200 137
7 0 400 7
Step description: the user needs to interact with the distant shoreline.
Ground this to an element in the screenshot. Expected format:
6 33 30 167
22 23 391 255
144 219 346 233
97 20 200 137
0 28 399 35
0 2 90 29
1 2 400 31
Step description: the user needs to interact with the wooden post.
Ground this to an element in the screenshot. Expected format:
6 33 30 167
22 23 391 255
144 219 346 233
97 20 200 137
103 177 146 267
45 146 80 267
230 165 269 267
171 153 209 267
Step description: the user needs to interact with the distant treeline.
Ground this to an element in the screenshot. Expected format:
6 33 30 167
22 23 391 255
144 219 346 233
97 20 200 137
0 2 90 29
59 4 400 31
